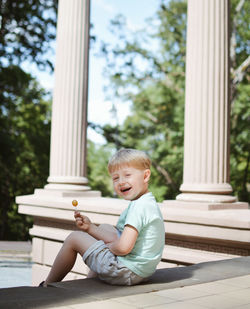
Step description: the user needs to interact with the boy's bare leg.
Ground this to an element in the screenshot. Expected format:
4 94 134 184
44 231 97 285
96 224 119 243
86 224 119 279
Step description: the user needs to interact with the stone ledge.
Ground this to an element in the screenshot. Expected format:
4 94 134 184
17 194 250 230
0 256 250 309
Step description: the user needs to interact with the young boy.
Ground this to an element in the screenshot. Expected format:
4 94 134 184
40 149 165 286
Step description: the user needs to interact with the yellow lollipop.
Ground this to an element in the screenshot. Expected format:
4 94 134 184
72 200 78 210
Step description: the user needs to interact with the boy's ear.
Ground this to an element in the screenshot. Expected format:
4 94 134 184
144 169 151 183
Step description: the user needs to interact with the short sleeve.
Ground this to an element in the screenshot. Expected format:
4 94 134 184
124 200 145 233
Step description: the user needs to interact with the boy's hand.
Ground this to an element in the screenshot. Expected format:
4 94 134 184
74 211 91 232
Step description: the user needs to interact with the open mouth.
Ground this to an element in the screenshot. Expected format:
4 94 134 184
121 187 131 193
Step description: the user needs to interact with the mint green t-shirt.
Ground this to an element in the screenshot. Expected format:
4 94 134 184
116 192 165 278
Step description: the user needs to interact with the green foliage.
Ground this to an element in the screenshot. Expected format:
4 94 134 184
230 82 250 201
87 140 114 197
0 0 57 70
99 0 187 201
230 0 250 202
230 0 250 68
0 65 51 239
0 1 57 239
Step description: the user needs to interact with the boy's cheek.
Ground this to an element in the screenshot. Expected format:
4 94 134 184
114 188 119 195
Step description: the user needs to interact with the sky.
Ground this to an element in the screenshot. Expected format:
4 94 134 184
26 0 160 144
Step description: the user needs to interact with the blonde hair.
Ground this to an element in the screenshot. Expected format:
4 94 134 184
108 148 151 174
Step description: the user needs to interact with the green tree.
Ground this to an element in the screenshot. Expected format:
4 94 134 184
0 66 51 239
98 1 187 201
97 0 249 202
87 140 114 197
0 0 57 69
229 0 250 202
0 0 58 239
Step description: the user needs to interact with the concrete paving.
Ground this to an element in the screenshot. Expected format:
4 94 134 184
0 256 250 309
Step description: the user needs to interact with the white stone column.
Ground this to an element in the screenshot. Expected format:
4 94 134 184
177 0 236 203
46 0 90 191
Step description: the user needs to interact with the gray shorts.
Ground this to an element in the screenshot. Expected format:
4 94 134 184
82 240 145 286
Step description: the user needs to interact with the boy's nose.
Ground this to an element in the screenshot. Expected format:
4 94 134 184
118 176 126 185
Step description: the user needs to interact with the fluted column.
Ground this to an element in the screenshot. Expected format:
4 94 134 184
178 0 235 202
46 0 90 191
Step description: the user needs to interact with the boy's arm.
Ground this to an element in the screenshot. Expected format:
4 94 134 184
107 225 138 256
74 211 118 243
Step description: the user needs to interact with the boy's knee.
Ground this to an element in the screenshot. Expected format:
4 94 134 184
65 231 83 247
99 223 112 230
98 224 119 242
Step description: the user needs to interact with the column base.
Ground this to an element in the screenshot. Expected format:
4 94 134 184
177 193 237 203
35 187 101 198
47 176 89 185
45 182 90 191
180 183 233 194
